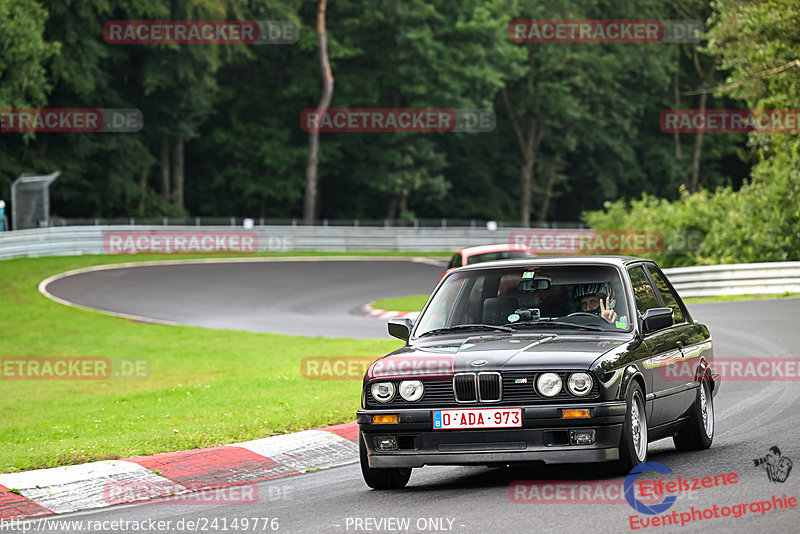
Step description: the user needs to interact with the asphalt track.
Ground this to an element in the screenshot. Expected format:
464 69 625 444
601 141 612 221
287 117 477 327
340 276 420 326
34 260 800 533
43 259 446 339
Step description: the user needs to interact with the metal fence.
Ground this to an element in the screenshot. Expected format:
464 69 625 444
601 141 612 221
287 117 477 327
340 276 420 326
662 262 800 298
1 226 798 297
10 172 60 230
48 216 587 229
0 225 522 258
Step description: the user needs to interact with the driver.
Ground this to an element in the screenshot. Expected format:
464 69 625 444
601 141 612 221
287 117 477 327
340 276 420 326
573 283 617 324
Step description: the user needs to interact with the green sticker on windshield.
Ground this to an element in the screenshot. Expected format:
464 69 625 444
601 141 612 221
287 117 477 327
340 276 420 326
615 315 628 329
522 271 534 278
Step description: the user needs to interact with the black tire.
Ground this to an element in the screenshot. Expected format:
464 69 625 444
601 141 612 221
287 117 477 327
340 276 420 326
673 379 714 451
612 381 648 474
359 432 411 490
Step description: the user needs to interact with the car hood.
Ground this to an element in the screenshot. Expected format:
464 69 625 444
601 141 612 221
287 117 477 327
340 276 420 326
367 333 630 379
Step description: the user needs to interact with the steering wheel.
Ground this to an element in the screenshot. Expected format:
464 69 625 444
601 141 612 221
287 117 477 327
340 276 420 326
567 312 600 318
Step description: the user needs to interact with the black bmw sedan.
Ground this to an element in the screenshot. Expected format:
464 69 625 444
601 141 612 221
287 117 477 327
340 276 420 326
357 257 719 489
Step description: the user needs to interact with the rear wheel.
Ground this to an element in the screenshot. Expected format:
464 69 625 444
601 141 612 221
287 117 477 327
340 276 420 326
613 381 648 474
359 432 411 490
673 379 714 451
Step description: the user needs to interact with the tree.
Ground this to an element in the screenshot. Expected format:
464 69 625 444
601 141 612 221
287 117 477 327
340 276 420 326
303 0 334 224
0 0 56 109
501 0 684 225
0 0 58 200
586 0 800 265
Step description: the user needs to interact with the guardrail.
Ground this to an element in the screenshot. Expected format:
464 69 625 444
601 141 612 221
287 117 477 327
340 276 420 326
663 262 800 298
47 216 584 229
0 225 519 259
1 226 799 298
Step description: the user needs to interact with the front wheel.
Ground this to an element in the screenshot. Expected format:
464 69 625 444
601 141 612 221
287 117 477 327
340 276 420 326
673 379 714 451
613 381 648 474
359 432 411 490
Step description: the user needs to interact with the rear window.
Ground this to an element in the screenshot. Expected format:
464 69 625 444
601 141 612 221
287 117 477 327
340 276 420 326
466 250 534 265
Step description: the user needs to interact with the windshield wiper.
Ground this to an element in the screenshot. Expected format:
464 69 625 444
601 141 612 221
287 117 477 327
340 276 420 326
418 324 516 337
502 320 605 332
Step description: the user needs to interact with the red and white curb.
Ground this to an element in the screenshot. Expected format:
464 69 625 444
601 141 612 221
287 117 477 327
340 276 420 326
361 303 420 321
0 422 357 522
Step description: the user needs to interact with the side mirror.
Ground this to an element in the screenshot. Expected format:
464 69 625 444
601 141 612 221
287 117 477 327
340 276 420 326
388 317 414 341
641 307 674 333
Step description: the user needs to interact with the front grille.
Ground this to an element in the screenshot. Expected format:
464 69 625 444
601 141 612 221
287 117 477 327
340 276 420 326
478 372 502 402
453 373 477 402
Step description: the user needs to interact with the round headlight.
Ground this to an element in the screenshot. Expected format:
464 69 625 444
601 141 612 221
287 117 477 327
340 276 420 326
399 380 424 402
371 382 396 403
568 373 593 396
536 373 562 397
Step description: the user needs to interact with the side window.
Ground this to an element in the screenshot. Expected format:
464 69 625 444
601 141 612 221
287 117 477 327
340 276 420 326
447 254 462 269
416 276 467 333
628 266 659 316
647 266 685 323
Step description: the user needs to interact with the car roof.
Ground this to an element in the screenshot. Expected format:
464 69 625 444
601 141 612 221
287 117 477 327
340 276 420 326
458 243 530 256
453 255 650 272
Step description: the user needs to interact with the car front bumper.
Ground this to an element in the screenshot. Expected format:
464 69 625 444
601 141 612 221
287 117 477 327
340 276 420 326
357 401 626 468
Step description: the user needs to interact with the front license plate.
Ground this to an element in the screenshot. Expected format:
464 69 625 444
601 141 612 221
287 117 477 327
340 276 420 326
433 408 522 429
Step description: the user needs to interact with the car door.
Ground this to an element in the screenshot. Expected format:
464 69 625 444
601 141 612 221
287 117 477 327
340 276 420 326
628 264 681 427
646 264 703 423
626 265 662 423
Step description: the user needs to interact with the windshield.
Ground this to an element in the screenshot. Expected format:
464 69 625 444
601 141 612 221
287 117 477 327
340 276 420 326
414 265 631 337
466 250 534 265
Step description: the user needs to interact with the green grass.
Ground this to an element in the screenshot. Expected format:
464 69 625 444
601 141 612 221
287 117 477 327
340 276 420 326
0 252 424 473
372 294 430 312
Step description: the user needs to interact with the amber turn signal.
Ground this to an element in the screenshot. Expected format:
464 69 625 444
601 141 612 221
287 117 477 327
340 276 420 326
372 414 398 424
561 409 591 419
